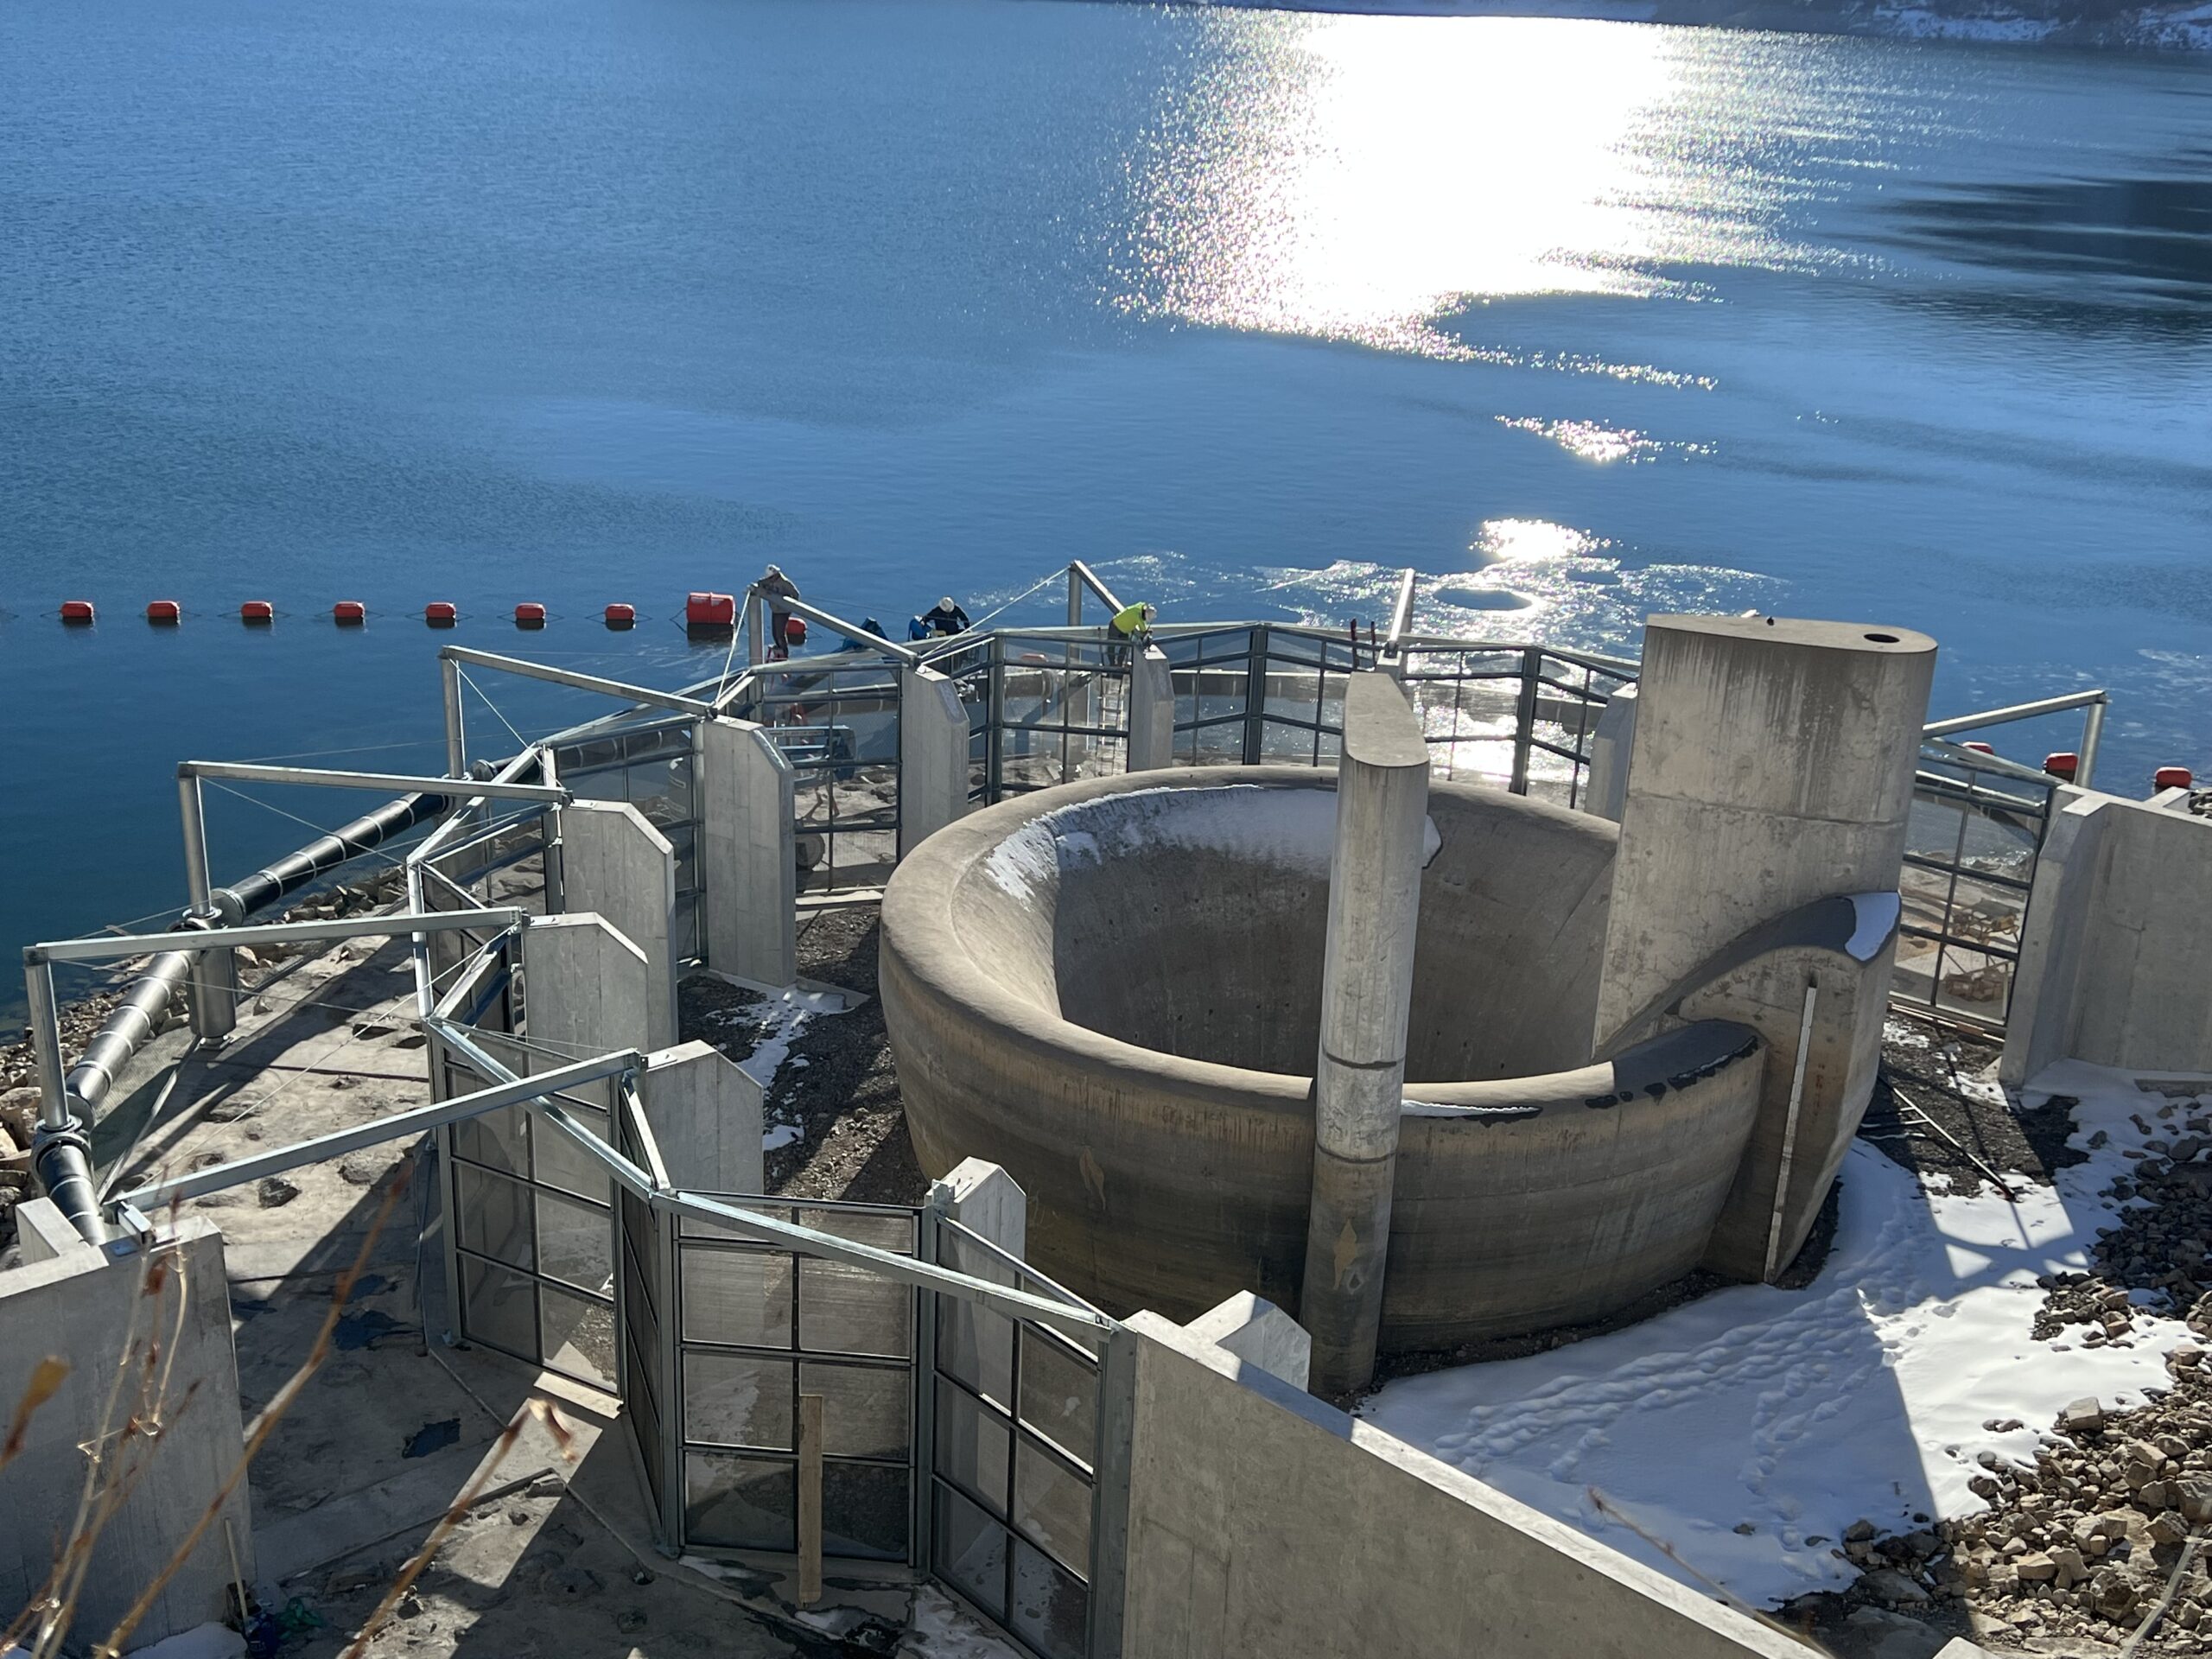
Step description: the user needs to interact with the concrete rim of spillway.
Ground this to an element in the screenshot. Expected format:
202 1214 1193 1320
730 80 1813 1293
881 765 1767 1349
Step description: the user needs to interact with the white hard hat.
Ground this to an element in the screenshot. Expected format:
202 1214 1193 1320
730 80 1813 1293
939 596 956 611
765 564 783 578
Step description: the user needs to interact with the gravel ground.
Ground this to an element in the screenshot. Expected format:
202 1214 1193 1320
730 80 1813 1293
679 907 923 1207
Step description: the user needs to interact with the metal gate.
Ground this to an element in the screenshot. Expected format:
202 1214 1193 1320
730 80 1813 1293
1896 744 2059 1031
429 956 619 1393
664 1197 924 1561
925 1215 1109 1659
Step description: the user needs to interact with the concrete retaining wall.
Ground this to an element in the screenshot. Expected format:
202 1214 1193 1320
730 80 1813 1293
1 1205 251 1650
882 766 1767 1349
2002 792 2212 1085
1116 1308 1808 1659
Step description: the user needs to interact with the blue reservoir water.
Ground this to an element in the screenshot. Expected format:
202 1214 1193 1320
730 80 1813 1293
3 0 2210 994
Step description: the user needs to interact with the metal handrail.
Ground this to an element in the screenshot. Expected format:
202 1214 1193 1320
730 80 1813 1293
1067 559 1124 616
439 645 720 718
177 759 564 804
1923 689 2107 785
744 588 921 667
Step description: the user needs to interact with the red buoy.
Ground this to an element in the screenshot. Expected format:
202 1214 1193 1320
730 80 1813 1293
604 603 636 629
2156 766 2194 791
240 600 274 624
60 600 94 624
334 601 366 625
1961 741 1994 755
424 601 458 626
2044 751 2079 780
514 602 547 628
145 600 181 624
685 591 736 630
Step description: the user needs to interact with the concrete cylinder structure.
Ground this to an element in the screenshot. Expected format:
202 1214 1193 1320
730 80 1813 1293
1593 615 1936 1280
1302 674 1429 1396
880 766 1767 1352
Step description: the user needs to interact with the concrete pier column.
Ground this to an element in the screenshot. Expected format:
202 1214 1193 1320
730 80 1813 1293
1126 645 1176 773
1301 673 1430 1397
899 665 970 859
1593 616 1935 1281
698 717 798 988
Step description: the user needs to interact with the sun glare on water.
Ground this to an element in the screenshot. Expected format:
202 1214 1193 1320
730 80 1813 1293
1116 16 1824 359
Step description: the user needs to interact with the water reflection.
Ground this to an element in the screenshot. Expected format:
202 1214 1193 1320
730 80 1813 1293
1112 16 1863 358
1891 173 2212 296
1881 167 2212 338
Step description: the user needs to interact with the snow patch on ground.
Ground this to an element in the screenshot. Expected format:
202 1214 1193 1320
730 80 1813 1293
733 994 813 1093
1363 1062 2194 1609
899 1584 1027 1658
982 783 1440 899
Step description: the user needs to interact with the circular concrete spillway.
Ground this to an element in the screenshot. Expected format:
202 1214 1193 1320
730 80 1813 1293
881 766 1764 1353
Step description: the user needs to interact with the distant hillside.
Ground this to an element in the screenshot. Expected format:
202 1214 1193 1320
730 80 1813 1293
1190 0 2212 49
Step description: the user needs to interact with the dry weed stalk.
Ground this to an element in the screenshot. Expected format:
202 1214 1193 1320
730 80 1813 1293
3 1203 197 1659
0 1357 71 1477
90 1172 410 1659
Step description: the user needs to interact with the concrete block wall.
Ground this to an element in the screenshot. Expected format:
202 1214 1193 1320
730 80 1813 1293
522 912 653 1058
556 801 679 1049
2002 792 2212 1086
639 1039 764 1194
697 717 797 988
0 1205 251 1651
898 666 970 859
1126 645 1176 773
1114 1309 1810 1659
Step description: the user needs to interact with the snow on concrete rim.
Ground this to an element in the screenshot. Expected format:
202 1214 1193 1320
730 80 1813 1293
1362 1058 2197 1609
981 783 1441 899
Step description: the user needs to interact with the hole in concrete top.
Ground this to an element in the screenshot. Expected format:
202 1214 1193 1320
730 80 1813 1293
1864 632 1901 643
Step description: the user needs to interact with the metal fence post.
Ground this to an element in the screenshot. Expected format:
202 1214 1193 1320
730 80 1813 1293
442 654 467 779
658 1200 686 1551
2079 696 2107 788
1243 627 1267 766
1085 1323 1138 1659
987 633 1007 804
25 958 68 1129
912 1187 950 1573
178 769 238 1044
1509 646 1542 797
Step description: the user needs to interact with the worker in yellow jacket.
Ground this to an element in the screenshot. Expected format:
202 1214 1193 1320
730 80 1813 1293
1109 601 1155 666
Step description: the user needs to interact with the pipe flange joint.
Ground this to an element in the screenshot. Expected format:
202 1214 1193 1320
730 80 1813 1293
32 1114 89 1157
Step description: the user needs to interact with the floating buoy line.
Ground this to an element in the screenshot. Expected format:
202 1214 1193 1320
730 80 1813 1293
45 590 742 635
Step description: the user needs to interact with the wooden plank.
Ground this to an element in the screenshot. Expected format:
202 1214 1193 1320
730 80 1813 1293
797 1392 824 1608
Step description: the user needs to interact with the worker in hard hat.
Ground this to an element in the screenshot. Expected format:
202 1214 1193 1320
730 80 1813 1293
919 595 970 637
756 564 801 660
1108 601 1155 666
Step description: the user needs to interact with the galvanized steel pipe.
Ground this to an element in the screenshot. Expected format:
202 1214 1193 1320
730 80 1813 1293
36 787 452 1243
